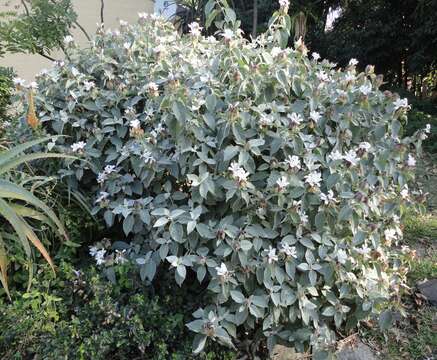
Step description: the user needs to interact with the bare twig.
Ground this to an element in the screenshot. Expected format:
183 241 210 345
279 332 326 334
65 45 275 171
73 20 91 41
20 0 30 16
100 0 105 26
252 0 258 38
37 51 56 62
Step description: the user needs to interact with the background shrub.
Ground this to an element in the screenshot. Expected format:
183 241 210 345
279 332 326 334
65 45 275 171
17 10 427 356
0 262 236 360
0 66 14 123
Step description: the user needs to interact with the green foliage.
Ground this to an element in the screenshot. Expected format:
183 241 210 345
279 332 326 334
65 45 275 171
0 137 76 298
0 0 77 58
0 262 236 360
19 12 428 356
0 67 14 123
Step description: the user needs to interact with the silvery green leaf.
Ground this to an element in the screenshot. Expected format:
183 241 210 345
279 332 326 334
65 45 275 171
197 266 206 283
187 220 196 234
170 222 184 243
230 290 245 303
378 310 393 330
240 240 252 252
153 217 169 228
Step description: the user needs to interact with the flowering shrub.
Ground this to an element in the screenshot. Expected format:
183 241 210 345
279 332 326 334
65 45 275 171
21 5 430 356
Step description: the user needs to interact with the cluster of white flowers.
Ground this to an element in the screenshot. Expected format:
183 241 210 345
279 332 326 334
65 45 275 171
130 119 141 129
421 123 432 140
288 112 303 125
222 29 235 41
63 35 74 45
349 58 359 66
141 150 155 165
266 246 278 264
70 141 86 153
215 262 229 276
229 162 249 183
280 242 297 258
393 98 410 110
305 171 322 188
310 111 321 122
83 80 95 91
359 142 371 152
312 52 321 61
138 12 148 20
276 176 289 190
188 22 203 37
359 83 372 95
400 185 409 199
320 190 337 205
343 150 360 166
97 165 117 184
285 155 301 170
13 77 26 87
271 47 283 58
89 246 107 265
279 0 290 10
407 154 416 167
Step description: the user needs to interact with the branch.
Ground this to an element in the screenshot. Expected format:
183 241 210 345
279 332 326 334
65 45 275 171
100 0 105 26
20 0 30 16
37 51 56 62
73 20 91 41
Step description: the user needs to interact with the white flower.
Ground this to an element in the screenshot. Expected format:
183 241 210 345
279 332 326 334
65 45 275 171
89 246 99 257
104 165 116 174
70 141 86 152
384 228 397 242
312 52 320 61
279 0 290 9
83 80 95 91
349 58 358 66
393 98 409 110
259 114 274 127
94 249 107 265
146 82 159 94
229 162 249 182
130 119 141 129
356 244 371 256
300 211 308 224
266 246 278 264
141 150 155 164
329 150 343 161
188 22 203 37
95 191 109 204
310 111 321 122
337 249 348 264
359 83 372 95
288 112 303 125
276 176 289 190
344 150 360 166
280 242 297 258
305 171 322 188
13 77 26 87
316 71 328 82
407 154 416 167
28 81 38 90
123 42 131 50
320 190 336 205
138 12 148 20
285 155 301 170
119 20 128 26
425 123 431 134
115 249 128 264
359 142 371 152
271 47 283 57
222 29 234 41
400 185 409 199
63 35 74 45
216 263 229 276
97 172 108 184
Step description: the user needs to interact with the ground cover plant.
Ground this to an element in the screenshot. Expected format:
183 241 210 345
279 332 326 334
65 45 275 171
12 1 432 357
